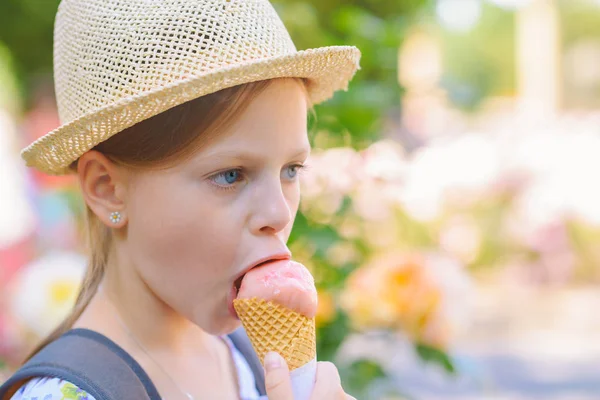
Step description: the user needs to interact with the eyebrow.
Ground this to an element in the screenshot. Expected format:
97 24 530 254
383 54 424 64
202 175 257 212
206 146 311 162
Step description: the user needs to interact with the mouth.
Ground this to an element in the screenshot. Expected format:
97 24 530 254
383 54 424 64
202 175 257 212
229 271 249 317
232 259 273 298
228 254 290 318
233 274 244 298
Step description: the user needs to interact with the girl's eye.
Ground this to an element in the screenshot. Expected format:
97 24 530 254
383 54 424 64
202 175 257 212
282 163 307 180
209 164 308 192
210 169 243 190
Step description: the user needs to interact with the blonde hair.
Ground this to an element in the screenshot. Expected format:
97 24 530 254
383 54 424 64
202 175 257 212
25 77 312 361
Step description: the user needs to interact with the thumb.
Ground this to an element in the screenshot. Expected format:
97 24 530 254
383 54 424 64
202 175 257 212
264 351 293 400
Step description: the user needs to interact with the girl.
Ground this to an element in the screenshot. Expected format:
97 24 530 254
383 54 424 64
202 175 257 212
1 0 360 399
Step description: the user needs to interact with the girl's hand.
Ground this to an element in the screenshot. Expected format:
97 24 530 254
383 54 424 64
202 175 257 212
264 352 356 400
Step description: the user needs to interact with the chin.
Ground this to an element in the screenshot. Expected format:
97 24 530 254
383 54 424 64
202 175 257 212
214 319 243 336
199 316 243 336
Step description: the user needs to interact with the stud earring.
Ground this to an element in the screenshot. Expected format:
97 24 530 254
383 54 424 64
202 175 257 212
109 211 122 224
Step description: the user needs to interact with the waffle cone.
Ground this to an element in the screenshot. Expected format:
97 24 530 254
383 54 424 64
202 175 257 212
233 297 316 371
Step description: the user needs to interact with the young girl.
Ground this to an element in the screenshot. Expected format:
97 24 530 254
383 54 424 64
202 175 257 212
0 0 360 399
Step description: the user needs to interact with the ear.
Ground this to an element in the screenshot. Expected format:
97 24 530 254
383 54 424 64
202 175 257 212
77 150 128 228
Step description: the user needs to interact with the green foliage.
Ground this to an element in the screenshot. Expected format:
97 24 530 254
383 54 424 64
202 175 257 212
0 0 61 99
560 1 600 46
273 0 429 147
0 42 21 113
316 310 350 361
415 342 456 375
435 3 516 110
339 359 387 398
338 358 416 399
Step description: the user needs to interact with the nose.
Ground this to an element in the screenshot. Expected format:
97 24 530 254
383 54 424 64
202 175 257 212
248 175 293 235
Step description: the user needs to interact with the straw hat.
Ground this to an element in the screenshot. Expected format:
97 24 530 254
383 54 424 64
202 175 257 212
23 0 361 175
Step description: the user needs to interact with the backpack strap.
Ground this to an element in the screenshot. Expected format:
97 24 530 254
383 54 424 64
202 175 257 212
0 328 161 400
227 328 266 396
0 327 266 400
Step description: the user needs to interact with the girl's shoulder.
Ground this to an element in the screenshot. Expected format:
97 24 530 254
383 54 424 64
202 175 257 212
10 376 96 400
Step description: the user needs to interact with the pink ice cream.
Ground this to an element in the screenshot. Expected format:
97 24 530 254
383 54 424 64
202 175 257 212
236 260 318 318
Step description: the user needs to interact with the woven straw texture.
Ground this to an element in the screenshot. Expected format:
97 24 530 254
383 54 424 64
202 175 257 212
23 0 361 175
233 297 316 371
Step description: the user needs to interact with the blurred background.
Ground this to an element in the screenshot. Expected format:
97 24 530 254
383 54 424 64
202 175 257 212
2 0 600 398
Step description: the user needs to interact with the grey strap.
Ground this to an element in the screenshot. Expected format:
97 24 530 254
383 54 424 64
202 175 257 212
0 328 266 399
0 328 160 400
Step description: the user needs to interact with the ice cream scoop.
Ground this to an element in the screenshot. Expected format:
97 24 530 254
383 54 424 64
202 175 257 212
235 259 317 318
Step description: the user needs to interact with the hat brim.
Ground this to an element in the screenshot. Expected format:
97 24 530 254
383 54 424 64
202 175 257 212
22 46 361 175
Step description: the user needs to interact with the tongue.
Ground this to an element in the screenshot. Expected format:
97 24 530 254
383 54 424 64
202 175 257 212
236 259 317 318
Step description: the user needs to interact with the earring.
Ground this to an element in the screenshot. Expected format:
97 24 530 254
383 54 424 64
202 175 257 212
109 211 122 224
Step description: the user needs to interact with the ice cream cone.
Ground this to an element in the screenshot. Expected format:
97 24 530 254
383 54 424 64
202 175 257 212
233 297 316 370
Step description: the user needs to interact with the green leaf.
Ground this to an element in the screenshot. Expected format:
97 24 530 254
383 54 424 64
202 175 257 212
316 310 350 361
339 358 388 399
415 342 456 375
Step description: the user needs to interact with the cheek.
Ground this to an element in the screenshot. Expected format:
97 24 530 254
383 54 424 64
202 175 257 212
127 179 240 290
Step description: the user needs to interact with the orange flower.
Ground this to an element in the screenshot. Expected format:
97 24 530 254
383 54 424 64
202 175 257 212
341 252 452 348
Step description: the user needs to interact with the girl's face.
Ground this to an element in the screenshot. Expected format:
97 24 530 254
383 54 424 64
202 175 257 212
123 79 310 334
